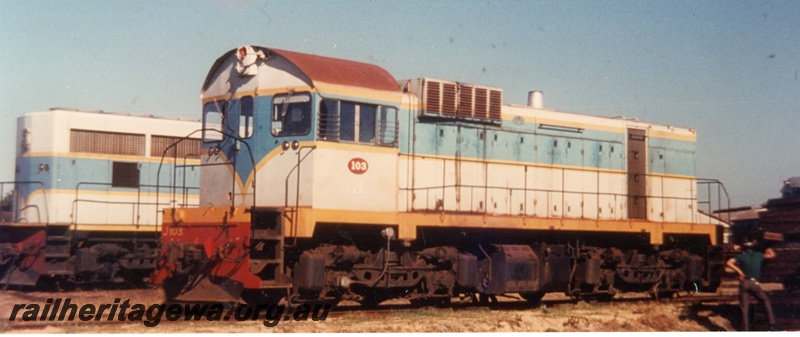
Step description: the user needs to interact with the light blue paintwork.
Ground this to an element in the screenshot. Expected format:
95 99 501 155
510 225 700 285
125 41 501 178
207 86 696 190
14 155 199 203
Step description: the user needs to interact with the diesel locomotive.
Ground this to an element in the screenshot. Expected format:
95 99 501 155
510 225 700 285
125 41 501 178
153 46 728 306
0 109 201 288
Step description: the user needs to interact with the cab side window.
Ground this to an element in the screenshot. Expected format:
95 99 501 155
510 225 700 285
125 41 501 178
319 98 397 146
340 101 356 142
203 102 224 142
359 104 376 144
239 96 254 139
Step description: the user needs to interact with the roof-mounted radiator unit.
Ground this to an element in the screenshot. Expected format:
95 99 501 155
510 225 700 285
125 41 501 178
403 78 503 124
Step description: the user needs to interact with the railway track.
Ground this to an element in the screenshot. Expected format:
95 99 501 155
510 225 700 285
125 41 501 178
3 282 798 332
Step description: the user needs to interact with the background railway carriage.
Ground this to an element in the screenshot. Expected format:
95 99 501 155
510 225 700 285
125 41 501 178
154 46 728 306
0 108 201 288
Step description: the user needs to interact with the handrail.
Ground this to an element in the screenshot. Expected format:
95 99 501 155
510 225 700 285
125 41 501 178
155 128 258 221
0 181 49 224
696 178 731 225
71 181 199 228
401 170 729 225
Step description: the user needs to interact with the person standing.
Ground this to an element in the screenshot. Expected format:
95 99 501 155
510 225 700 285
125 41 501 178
726 241 777 331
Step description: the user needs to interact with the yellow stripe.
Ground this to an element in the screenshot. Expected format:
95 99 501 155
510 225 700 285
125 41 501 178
0 222 48 228
509 115 627 134
163 206 252 225
201 84 403 105
23 152 202 164
287 207 717 245
404 152 633 176
31 185 199 199
201 86 315 104
0 222 163 232
72 223 162 232
313 81 403 102
649 129 696 142
313 141 399 154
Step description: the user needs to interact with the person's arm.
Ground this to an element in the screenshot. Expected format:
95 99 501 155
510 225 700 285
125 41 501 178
764 247 777 259
726 257 745 280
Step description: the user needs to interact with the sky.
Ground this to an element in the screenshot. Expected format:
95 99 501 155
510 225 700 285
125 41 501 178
1 0 799 207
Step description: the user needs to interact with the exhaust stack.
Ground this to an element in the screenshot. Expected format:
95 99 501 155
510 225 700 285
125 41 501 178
527 91 543 109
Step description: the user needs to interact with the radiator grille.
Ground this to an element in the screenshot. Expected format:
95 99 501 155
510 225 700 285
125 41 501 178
420 79 502 123
151 135 201 159
489 89 503 120
474 87 488 119
425 81 441 113
70 129 145 156
441 82 457 116
457 85 474 118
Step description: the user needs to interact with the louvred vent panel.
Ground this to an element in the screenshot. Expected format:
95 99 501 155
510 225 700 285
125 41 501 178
474 88 488 119
458 85 474 118
489 90 503 120
420 79 502 123
442 83 457 115
425 81 441 113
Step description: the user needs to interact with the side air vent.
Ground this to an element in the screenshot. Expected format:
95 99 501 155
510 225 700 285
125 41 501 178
414 78 503 124
442 82 457 116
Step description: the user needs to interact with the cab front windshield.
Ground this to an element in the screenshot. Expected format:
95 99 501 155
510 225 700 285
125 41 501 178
272 93 311 137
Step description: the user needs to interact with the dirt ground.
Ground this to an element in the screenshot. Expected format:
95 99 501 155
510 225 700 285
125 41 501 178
0 284 794 333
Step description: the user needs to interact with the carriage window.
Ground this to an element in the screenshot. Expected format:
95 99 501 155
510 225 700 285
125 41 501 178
272 93 311 137
239 96 254 139
378 106 398 146
359 104 376 144
319 100 339 141
340 101 356 142
203 102 224 142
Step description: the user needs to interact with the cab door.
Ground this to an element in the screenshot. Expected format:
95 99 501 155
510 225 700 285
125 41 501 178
627 129 647 220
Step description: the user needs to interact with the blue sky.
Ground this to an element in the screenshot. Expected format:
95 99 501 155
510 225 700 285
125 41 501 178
1 0 799 206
